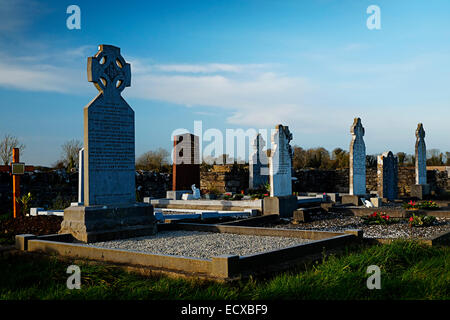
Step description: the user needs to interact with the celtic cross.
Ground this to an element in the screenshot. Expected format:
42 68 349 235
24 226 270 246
87 45 131 102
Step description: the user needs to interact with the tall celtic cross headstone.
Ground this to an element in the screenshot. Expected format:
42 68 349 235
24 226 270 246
349 118 366 196
249 133 268 189
60 45 156 243
377 151 398 200
411 123 430 199
269 125 293 197
84 44 135 206
415 123 427 185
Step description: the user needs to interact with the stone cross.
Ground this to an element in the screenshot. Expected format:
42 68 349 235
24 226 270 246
249 133 269 189
377 151 398 200
269 125 293 197
349 118 366 196
84 45 135 206
0 148 34 218
415 123 427 185
87 45 131 103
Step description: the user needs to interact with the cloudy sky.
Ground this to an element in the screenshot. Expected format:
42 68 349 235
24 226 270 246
1 0 450 166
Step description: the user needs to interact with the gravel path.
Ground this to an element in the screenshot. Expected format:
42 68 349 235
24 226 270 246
269 213 450 239
89 231 313 259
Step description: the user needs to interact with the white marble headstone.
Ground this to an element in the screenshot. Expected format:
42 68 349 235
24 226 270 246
349 118 366 196
269 125 293 197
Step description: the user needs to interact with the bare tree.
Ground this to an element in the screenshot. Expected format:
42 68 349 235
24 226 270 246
0 134 25 165
136 148 170 172
60 139 83 170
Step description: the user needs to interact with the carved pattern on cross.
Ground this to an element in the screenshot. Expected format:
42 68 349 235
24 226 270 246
87 44 131 101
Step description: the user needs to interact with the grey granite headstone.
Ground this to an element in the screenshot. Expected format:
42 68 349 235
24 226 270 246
249 133 269 189
269 125 293 197
415 123 427 185
377 151 398 200
349 118 366 196
83 45 135 206
60 45 156 243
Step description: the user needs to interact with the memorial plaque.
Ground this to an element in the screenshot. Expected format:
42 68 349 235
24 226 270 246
11 163 25 175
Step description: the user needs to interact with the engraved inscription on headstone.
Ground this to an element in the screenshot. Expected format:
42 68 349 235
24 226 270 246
415 123 427 185
377 151 398 200
349 118 366 196
84 45 135 206
269 125 293 197
249 133 269 189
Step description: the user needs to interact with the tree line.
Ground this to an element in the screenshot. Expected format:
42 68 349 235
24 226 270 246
1 134 450 172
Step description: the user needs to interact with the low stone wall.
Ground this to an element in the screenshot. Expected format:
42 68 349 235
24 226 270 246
0 170 172 214
200 165 249 193
200 165 448 197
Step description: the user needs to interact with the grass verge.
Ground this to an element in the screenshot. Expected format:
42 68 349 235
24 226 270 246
0 240 448 300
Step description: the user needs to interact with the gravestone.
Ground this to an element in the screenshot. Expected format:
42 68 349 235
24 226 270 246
411 123 430 199
60 45 156 243
249 133 269 189
78 148 84 204
349 118 366 196
269 125 293 197
264 125 297 217
169 133 200 200
415 123 427 185
377 151 398 200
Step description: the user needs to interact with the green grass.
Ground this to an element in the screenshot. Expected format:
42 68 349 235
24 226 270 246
0 240 449 300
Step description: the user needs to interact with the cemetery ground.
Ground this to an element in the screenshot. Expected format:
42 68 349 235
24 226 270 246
0 240 448 300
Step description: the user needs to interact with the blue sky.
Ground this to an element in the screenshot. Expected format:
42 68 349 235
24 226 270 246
1 0 450 166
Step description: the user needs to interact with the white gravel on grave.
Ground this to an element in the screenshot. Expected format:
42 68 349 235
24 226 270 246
88 231 313 259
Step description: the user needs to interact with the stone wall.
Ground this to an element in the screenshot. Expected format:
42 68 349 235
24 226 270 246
199 165 448 197
200 165 249 193
0 170 171 215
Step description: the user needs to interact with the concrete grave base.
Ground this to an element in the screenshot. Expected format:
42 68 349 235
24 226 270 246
341 195 361 206
410 184 430 200
60 203 157 243
17 223 362 281
166 190 191 200
263 195 298 217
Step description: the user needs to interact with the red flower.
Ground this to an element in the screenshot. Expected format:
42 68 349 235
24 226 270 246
263 193 269 196
241 190 245 194
409 217 414 222
386 215 390 220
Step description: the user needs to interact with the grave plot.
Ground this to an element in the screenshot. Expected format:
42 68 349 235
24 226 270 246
16 223 361 281
247 204 450 245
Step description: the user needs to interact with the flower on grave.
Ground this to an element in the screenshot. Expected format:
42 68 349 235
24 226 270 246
263 193 269 197
241 190 245 194
409 217 414 222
